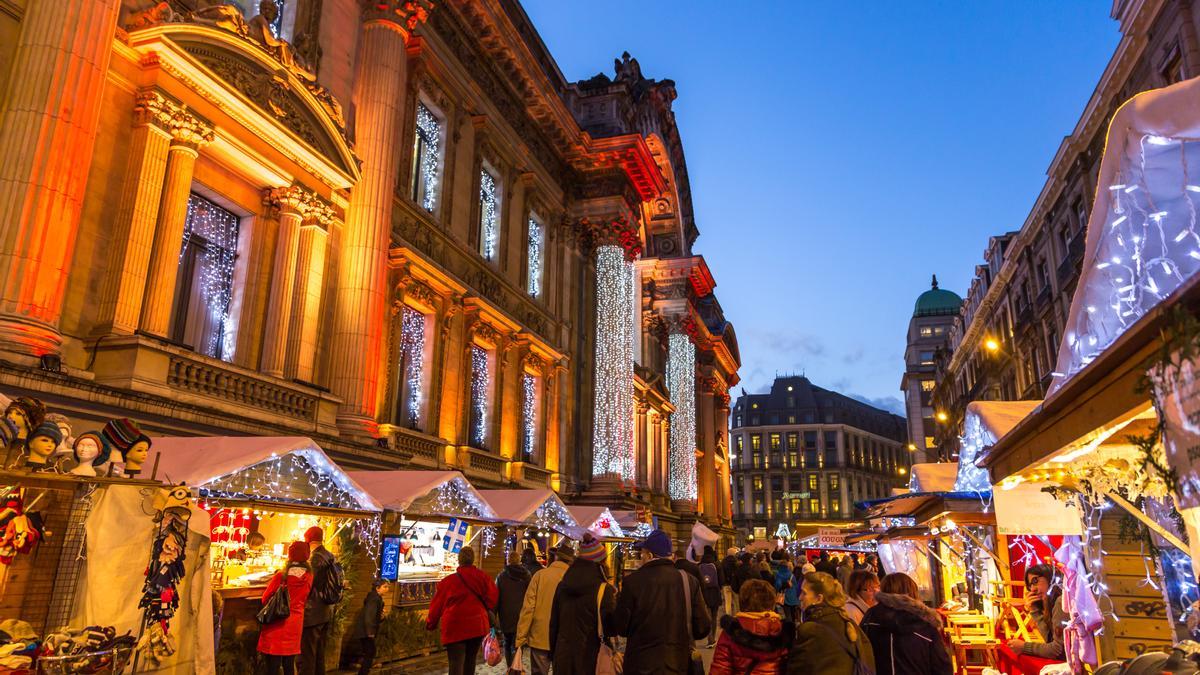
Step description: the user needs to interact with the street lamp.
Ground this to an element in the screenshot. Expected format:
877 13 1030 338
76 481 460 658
983 337 1000 353
898 467 908 476
936 410 948 423
906 442 917 452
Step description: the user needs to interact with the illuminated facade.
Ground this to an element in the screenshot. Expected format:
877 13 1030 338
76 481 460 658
0 0 738 537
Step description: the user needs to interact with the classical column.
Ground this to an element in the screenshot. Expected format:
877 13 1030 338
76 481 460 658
260 186 305 377
286 200 333 382
95 91 176 336
666 325 697 507
635 400 649 489
0 0 120 355
330 1 429 434
139 112 214 338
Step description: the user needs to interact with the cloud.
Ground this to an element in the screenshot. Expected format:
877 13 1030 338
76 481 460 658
759 332 827 358
845 393 906 417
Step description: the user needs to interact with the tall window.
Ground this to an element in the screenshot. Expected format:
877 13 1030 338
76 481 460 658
786 432 799 450
173 194 240 361
830 497 841 515
394 306 428 430
479 168 500 261
807 474 818 491
469 345 492 448
750 434 761 451
521 373 539 461
769 433 781 450
411 102 442 212
527 216 543 297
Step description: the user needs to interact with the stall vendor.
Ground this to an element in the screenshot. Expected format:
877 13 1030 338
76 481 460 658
997 564 1066 674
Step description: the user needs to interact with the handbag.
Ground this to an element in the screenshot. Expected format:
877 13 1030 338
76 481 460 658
594 584 623 675
678 570 705 675
256 578 290 625
482 629 503 667
457 572 500 629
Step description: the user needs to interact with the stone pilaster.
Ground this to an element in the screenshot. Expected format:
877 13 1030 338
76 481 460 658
287 199 334 382
95 91 177 336
139 111 214 338
0 0 121 356
260 186 306 377
330 2 429 434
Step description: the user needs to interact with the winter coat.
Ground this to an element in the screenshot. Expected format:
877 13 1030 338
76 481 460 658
860 592 952 675
837 563 853 592
303 545 336 627
349 588 383 640
772 562 799 607
733 561 758 593
257 566 312 656
516 560 569 650
1023 595 1067 660
815 558 837 576
785 602 874 675
548 560 616 675
426 565 498 645
844 596 870 625
720 555 738 587
613 557 711 675
710 611 794 675
675 557 702 585
496 564 532 633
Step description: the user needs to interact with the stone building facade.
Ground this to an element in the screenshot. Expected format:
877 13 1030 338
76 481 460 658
900 276 961 463
929 0 1198 458
0 0 739 536
730 376 907 542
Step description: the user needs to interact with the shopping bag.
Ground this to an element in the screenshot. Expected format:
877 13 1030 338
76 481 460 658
255 583 290 625
507 645 527 674
483 629 503 666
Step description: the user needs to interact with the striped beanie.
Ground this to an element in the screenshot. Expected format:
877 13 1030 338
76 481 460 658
0 418 17 447
578 534 606 563
101 418 144 452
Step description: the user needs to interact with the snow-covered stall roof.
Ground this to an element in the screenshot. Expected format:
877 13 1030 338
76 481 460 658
151 436 380 512
347 471 497 520
478 489 577 535
907 463 958 493
567 506 625 537
956 401 1041 491
1051 76 1200 395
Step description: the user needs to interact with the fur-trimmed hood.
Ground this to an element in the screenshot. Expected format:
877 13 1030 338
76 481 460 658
719 611 792 652
866 592 942 632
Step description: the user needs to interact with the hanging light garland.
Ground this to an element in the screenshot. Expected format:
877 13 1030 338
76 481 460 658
470 345 489 448
956 412 997 494
521 373 537 461
400 307 426 428
667 333 697 500
196 449 376 511
414 103 441 212
178 194 240 361
479 170 499 261
591 245 636 480
527 217 543 297
429 477 495 519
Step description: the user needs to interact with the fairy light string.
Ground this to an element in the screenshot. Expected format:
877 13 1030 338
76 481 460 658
470 345 489 448
527 217 543 297
591 245 636 480
414 103 441 212
178 194 240 361
667 332 697 500
400 307 426 428
479 170 499 261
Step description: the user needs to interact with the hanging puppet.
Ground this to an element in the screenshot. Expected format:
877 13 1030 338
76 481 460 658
0 493 48 565
136 484 192 665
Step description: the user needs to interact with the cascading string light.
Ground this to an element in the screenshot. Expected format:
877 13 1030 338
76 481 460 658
667 333 697 500
178 194 240 361
400 306 426 428
956 411 996 494
414 102 441 212
479 170 499 261
521 373 537 461
591 245 636 480
470 345 489 448
527 217 543 297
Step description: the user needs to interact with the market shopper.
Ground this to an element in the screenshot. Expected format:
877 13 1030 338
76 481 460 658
815 551 836 576
836 555 854 593
516 541 575 675
347 578 388 675
997 564 1067 674
699 547 725 646
496 549 533 667
426 546 499 675
860 572 952 675
612 529 711 675
710 579 794 675
300 527 339 675
522 546 544 576
844 570 879 624
258 541 313 675
785 571 874 675
771 550 799 623
721 547 740 614
548 535 616 674
733 552 757 594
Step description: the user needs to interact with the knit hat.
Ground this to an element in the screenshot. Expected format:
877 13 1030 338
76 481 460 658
577 534 606 563
74 431 112 466
304 526 324 543
29 421 63 446
553 540 576 564
0 418 17 447
100 418 143 452
288 541 310 563
6 397 45 431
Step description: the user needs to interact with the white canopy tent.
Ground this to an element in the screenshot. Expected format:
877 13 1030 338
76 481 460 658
956 401 1041 492
567 505 625 537
478 489 577 536
347 470 497 520
151 436 380 512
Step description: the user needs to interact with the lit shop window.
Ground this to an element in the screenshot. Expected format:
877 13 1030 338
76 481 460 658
173 193 240 361
411 102 443 212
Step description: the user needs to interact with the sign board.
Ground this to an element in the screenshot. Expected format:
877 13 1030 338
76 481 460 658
1151 356 1200 509
443 517 468 553
380 535 401 581
781 491 810 499
993 481 1082 535
817 528 845 547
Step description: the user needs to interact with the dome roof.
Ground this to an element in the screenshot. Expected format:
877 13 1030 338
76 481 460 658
914 275 962 317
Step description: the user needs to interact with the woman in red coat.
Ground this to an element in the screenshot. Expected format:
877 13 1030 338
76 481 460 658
258 541 313 675
427 546 499 675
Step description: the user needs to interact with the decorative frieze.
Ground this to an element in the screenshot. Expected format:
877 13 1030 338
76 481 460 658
578 216 642 260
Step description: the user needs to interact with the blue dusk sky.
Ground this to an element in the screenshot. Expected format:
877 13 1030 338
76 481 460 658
521 1 1122 415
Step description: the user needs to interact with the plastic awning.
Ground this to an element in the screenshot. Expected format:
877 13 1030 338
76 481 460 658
567 506 625 537
347 470 496 520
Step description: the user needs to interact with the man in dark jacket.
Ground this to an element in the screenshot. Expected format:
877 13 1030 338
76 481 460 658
860 591 952 675
302 526 338 675
347 579 388 675
613 529 711 674
496 551 533 667
732 553 757 594
814 551 836 576
720 547 740 614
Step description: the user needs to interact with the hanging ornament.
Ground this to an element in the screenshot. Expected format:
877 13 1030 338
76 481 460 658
137 485 192 665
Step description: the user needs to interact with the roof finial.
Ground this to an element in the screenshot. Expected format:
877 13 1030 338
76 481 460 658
931 274 939 290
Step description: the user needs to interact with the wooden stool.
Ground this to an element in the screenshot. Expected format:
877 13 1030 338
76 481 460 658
946 612 998 675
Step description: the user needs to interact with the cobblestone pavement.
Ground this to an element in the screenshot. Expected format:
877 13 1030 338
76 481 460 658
385 637 718 674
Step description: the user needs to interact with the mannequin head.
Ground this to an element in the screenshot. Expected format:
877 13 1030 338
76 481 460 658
25 422 63 466
45 413 73 457
124 437 152 472
70 432 110 476
4 397 45 440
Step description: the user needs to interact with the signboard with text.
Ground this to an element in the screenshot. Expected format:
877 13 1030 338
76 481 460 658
817 527 846 547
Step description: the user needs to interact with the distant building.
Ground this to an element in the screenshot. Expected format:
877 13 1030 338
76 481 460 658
900 276 962 462
730 376 908 542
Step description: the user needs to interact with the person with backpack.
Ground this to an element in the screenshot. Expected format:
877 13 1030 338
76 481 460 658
721 547 740 614
547 535 617 674
699 547 725 647
710 579 794 675
786 571 875 675
859 572 950 675
427 546 499 675
258 542 312 675
300 527 342 675
770 551 799 623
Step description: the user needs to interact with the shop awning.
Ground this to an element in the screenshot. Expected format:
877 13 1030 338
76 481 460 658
478 489 577 535
152 436 380 512
957 401 1040 491
860 490 993 524
908 462 958 493
347 470 497 520
567 506 625 537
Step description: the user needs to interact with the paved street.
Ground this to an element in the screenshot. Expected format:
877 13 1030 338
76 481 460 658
390 637 718 674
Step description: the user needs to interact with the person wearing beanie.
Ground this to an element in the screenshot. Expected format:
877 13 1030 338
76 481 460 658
300 526 336 675
24 421 63 470
548 535 616 674
516 540 576 675
613 529 711 674
258 541 313 675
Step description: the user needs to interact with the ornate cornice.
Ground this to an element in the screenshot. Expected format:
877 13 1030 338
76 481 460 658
137 91 214 149
578 216 642 260
362 0 434 34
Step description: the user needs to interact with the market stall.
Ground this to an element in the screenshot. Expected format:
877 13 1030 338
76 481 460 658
478 489 577 574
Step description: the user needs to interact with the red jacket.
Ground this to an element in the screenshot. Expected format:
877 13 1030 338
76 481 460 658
710 611 793 675
427 565 498 644
257 567 313 656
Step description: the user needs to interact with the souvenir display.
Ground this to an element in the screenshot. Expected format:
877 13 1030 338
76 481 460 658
68 431 110 477
4 395 45 443
24 420 63 471
136 485 191 664
0 493 48 565
100 418 150 477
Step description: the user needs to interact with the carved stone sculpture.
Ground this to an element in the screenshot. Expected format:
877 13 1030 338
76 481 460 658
247 0 317 82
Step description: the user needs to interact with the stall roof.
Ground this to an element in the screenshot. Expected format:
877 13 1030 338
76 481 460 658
567 506 625 537
859 490 993 521
957 401 1040 492
347 470 496 520
478 489 577 534
908 463 958 493
152 436 380 511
